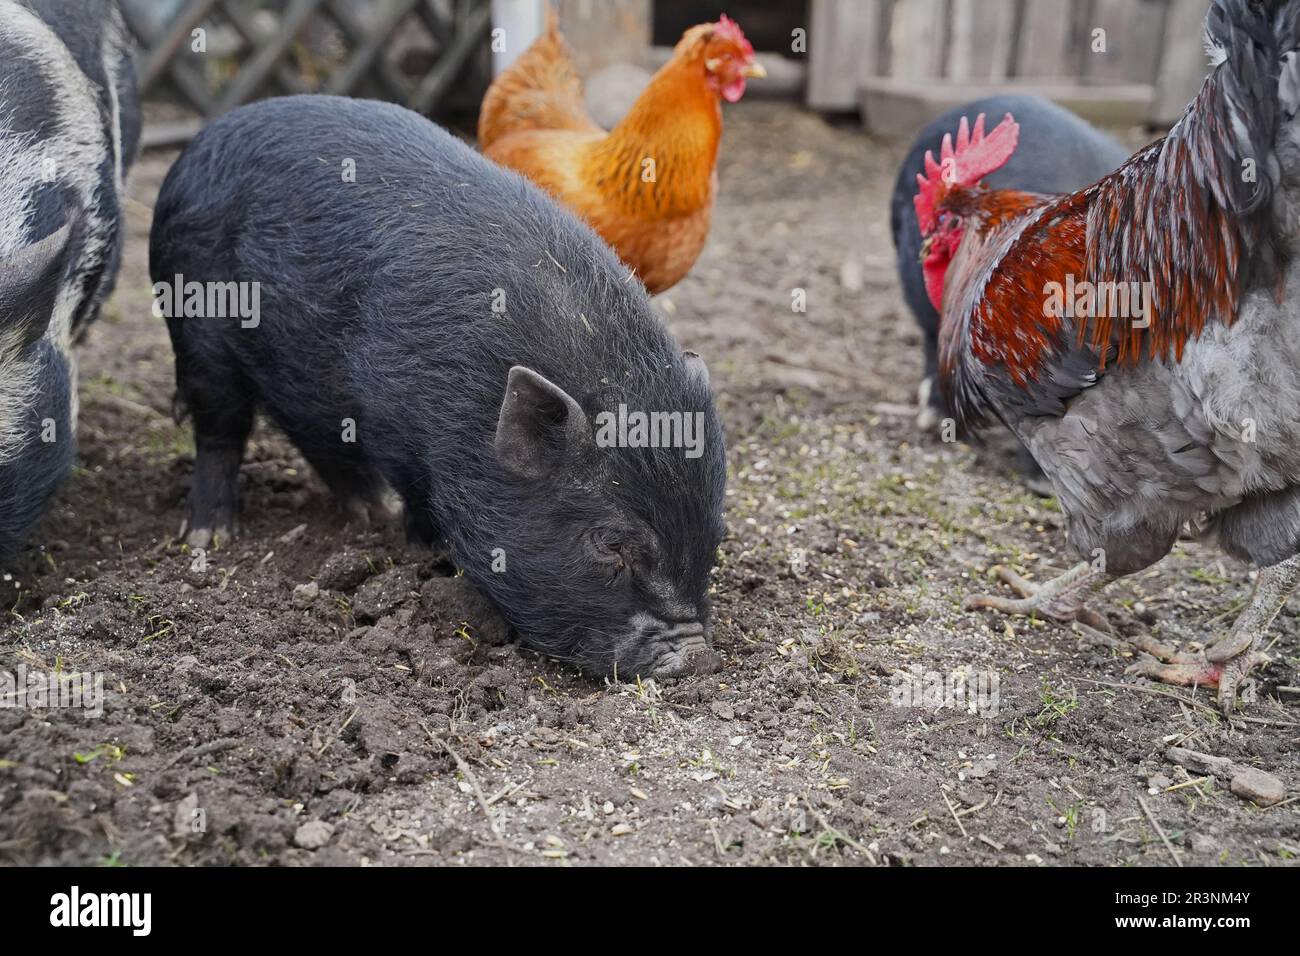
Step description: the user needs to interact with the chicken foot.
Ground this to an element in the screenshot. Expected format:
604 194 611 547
963 562 1114 632
1128 553 1300 714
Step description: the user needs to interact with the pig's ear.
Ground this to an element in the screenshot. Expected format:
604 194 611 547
495 365 592 478
683 350 710 389
0 220 73 356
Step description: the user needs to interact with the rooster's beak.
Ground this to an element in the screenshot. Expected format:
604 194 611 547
741 60 767 79
919 235 933 264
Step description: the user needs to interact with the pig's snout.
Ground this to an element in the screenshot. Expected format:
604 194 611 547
668 645 723 677
648 625 721 678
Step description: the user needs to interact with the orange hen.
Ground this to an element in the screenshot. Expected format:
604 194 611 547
478 9 764 294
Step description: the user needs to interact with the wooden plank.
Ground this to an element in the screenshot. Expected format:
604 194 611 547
140 0 221 92
450 0 493 108
1063 0 1098 80
807 0 880 110
1087 0 1169 84
875 0 896 77
221 0 309 95
409 0 492 113
555 0 650 75
215 0 323 114
326 0 423 96
119 0 218 113
956 0 1017 80
1015 0 1072 78
947 0 974 81
417 0 455 46
1086 0 1133 82
1135 0 1174 84
489 0 545 74
1153 0 1211 124
159 56 218 113
141 118 205 150
327 0 413 102
887 0 944 82
860 76 1154 137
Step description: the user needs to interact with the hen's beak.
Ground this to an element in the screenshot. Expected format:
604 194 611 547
742 60 767 79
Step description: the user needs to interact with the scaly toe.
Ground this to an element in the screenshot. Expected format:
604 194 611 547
963 591 1010 612
1215 651 1270 714
1205 630 1254 664
993 565 1038 598
1072 621 1121 647
1126 656 1223 689
1127 633 1201 664
1076 607 1113 635
962 591 1056 617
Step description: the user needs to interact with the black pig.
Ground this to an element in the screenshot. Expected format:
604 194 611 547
150 95 728 678
0 0 140 558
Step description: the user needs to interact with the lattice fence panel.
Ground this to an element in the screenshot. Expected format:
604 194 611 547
123 0 493 146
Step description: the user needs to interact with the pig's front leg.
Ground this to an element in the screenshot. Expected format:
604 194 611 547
180 389 254 550
402 501 443 547
184 439 244 550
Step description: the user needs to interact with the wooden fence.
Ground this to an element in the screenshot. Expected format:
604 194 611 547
808 0 1216 134
123 0 494 147
127 0 1208 149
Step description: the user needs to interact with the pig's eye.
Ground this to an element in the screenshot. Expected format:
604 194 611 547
590 533 632 578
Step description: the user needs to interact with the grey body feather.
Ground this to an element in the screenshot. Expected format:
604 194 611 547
1022 256 1300 573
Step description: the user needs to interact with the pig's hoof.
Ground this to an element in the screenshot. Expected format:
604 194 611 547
340 497 399 530
341 504 372 530
185 525 233 551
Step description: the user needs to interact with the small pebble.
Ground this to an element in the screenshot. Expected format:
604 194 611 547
1230 767 1285 806
294 820 334 849
292 581 319 608
279 523 308 544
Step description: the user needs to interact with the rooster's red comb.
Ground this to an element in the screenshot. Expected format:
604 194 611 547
914 112 1020 235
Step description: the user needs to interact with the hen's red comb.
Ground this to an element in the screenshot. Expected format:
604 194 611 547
714 13 754 57
914 112 1020 234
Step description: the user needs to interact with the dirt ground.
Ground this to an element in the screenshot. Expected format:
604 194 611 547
1 101 1297 867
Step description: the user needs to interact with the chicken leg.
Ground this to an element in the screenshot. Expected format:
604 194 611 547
1129 553 1300 714
964 562 1115 632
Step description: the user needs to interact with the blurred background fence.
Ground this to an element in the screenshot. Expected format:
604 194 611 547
123 0 495 146
125 0 1216 148
808 0 1212 132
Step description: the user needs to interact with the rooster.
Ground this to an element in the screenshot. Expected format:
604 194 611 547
893 95 1129 433
478 8 764 294
917 0 1300 713
894 95 1131 493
